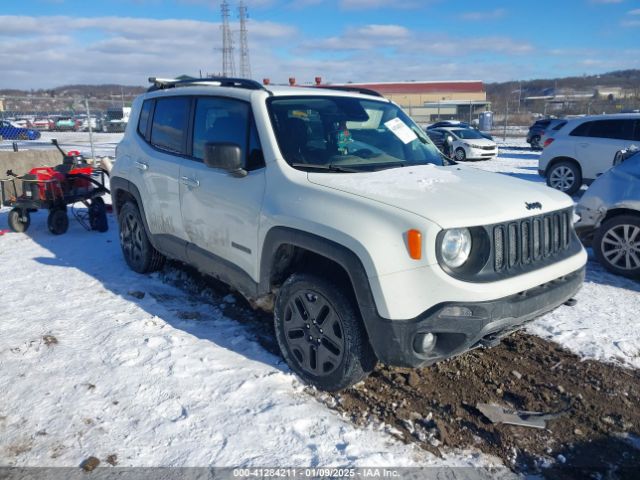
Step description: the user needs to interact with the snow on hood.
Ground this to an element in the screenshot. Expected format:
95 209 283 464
308 164 573 229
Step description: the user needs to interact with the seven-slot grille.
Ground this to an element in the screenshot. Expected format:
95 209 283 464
493 209 572 272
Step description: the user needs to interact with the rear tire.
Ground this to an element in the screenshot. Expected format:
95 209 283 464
118 201 165 273
47 208 69 235
593 215 640 279
89 197 109 232
530 135 541 150
8 208 30 233
546 161 582 196
274 273 377 391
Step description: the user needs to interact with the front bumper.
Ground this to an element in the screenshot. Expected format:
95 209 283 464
365 266 585 368
469 147 497 159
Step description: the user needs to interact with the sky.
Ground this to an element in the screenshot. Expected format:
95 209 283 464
0 0 639 89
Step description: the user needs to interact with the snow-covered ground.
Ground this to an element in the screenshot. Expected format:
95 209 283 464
0 210 503 470
1 133 638 469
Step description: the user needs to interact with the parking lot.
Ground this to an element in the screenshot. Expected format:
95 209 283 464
0 133 638 475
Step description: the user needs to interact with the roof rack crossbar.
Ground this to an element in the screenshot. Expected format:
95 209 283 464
313 85 384 98
147 76 268 93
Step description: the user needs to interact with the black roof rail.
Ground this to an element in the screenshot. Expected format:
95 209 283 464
313 85 384 98
147 76 269 93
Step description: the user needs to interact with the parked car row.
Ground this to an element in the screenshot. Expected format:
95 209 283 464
2 115 112 133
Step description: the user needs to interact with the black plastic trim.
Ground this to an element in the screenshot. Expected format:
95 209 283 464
366 266 585 367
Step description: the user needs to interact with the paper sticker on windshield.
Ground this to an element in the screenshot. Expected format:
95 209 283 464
384 118 418 144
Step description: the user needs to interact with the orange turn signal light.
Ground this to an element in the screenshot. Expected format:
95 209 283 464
407 229 422 260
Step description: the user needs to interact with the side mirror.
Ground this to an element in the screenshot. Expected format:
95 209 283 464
204 142 247 177
613 146 639 166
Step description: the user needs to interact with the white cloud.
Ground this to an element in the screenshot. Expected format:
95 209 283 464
0 15 297 88
339 0 423 9
301 24 532 56
459 8 506 21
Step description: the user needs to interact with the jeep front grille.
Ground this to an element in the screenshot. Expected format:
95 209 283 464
493 209 572 273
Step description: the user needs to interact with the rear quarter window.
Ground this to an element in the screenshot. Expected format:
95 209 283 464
137 100 154 138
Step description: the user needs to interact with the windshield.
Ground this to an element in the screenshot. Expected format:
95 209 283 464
268 96 445 172
450 128 484 140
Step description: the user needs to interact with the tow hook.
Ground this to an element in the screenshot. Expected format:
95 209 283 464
564 298 577 307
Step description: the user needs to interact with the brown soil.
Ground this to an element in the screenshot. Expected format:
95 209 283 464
312 333 640 477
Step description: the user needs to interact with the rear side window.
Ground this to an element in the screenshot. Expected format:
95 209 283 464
588 119 635 141
137 99 153 138
552 121 567 131
150 97 189 154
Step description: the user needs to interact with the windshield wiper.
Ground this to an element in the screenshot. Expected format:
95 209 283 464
291 163 360 173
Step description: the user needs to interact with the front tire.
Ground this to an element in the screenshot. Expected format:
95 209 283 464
454 147 467 161
593 215 640 279
118 201 165 273
8 208 30 233
274 273 377 391
546 161 582 196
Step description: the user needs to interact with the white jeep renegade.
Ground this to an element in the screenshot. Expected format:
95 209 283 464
111 77 587 391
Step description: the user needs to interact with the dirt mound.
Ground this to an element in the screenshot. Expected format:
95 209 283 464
313 333 640 476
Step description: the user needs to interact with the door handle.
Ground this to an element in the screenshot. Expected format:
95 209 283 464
135 161 149 171
579 143 589 148
180 176 200 188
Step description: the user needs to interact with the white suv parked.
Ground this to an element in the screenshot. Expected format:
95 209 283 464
111 77 587 391
539 114 640 195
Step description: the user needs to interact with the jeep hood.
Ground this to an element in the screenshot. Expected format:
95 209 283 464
308 164 573 228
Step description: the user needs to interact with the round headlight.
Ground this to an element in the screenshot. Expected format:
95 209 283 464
441 228 472 268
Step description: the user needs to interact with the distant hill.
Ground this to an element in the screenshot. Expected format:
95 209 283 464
486 69 640 102
0 84 147 114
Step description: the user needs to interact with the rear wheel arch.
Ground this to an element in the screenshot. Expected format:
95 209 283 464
111 176 159 252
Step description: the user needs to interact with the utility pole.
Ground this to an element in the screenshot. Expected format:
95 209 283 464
220 0 235 77
503 99 508 142
238 1 252 79
84 98 96 162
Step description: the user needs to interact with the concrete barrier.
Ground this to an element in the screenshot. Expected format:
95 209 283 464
0 150 63 177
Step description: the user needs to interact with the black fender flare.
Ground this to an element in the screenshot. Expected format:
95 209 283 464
259 226 381 324
110 176 154 244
